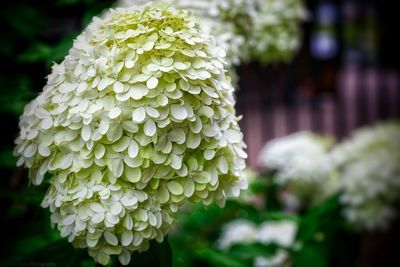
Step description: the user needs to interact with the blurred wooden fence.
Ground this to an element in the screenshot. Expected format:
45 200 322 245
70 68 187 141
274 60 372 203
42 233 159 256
236 65 400 167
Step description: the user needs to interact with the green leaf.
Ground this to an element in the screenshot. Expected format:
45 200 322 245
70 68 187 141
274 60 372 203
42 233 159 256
0 75 34 115
0 148 17 168
229 243 279 262
18 33 77 66
263 212 299 222
196 247 246 267
296 194 342 242
125 239 172 267
292 242 329 267
18 43 52 63
292 194 344 267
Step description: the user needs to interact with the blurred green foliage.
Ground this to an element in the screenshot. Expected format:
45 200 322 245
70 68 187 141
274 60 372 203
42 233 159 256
169 174 360 267
0 0 115 118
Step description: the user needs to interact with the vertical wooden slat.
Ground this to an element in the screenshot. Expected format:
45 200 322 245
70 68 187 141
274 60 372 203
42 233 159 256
272 105 288 138
378 69 390 120
297 100 313 131
240 65 265 166
356 68 368 127
387 70 399 117
339 65 359 134
244 107 263 166
365 68 379 123
321 97 337 136
236 65 400 167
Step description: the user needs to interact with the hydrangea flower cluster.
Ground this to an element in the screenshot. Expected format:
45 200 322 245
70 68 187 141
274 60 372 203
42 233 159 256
216 219 297 266
248 0 307 63
15 5 247 265
216 219 258 250
117 0 251 67
329 121 400 231
217 219 297 249
119 0 307 66
258 132 336 204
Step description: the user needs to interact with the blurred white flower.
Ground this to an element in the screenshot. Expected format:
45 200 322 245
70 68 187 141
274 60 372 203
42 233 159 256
118 0 307 66
254 250 289 267
258 132 336 205
329 121 400 231
216 219 297 250
117 0 251 67
15 5 247 265
257 220 297 247
248 0 307 63
217 220 258 250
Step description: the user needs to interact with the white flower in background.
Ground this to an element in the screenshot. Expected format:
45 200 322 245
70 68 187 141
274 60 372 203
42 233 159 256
217 219 297 250
249 0 307 64
117 0 252 67
254 250 289 267
15 5 247 265
119 0 307 66
329 121 400 231
258 132 336 205
217 219 297 267
217 220 258 250
257 220 297 247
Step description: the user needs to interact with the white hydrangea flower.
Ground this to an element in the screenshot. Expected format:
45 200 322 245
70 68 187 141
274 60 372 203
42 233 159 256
258 132 336 204
216 219 296 266
256 220 297 247
329 121 400 231
216 219 258 250
248 0 307 63
216 219 297 251
119 0 307 65
117 0 251 67
15 5 247 265
254 250 289 267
